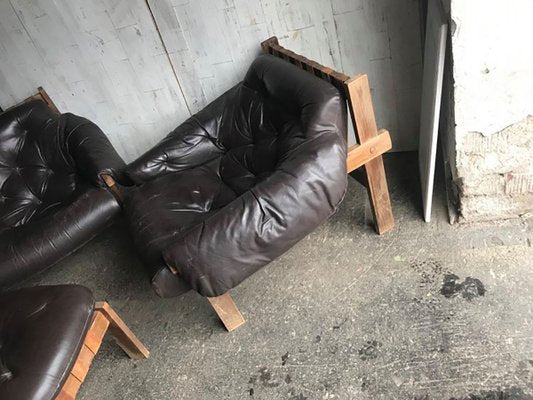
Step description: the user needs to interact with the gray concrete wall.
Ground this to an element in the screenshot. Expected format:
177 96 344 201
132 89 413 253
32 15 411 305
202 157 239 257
0 0 423 161
443 0 533 222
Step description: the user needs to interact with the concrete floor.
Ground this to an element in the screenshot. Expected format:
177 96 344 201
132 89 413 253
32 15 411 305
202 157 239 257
23 153 533 400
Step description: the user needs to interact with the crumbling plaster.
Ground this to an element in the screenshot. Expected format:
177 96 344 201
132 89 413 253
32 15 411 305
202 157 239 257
446 0 533 221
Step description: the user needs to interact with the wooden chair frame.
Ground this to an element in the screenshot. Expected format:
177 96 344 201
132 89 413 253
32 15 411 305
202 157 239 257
57 302 149 400
106 38 396 332
261 36 394 235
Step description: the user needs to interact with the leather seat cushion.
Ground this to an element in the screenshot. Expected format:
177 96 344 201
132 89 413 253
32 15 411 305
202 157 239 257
123 160 237 297
0 186 120 288
0 285 94 400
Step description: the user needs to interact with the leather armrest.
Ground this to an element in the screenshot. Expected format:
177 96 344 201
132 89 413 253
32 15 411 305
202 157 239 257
162 134 347 298
63 113 127 187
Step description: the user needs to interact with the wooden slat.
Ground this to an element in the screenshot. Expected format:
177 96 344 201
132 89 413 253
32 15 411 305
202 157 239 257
207 292 245 332
95 302 150 359
83 311 109 353
347 129 392 173
345 75 394 234
56 374 82 400
2 87 59 115
260 37 350 88
70 345 95 383
56 303 148 399
36 87 59 114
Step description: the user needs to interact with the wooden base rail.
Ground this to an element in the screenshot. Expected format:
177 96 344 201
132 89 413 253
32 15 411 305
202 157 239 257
207 292 246 332
261 37 395 235
57 302 149 400
166 264 245 332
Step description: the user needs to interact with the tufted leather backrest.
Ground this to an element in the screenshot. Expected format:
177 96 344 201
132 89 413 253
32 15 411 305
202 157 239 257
0 100 124 231
126 54 347 197
0 101 81 229
216 55 347 195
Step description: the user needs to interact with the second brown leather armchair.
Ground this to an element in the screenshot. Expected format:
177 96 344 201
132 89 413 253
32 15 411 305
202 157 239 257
0 99 125 288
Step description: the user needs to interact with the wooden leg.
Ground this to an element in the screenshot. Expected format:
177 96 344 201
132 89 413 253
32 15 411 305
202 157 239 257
207 292 245 332
345 74 395 235
95 302 150 360
57 302 148 399
363 156 394 234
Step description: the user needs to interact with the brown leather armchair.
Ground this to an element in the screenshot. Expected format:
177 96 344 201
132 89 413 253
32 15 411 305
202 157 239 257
0 96 125 288
121 55 348 330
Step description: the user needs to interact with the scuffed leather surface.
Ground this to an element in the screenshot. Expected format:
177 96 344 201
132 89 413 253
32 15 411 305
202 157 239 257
0 100 123 287
0 186 119 287
124 55 347 297
0 285 94 400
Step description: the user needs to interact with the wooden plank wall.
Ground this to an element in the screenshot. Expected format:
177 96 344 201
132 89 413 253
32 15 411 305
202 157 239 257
0 0 422 159
148 0 423 151
0 0 190 160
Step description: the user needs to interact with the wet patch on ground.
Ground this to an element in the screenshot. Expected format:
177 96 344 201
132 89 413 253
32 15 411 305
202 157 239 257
441 274 486 300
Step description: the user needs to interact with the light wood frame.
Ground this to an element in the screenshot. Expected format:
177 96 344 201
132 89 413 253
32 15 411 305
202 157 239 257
105 40 397 332
207 292 246 332
28 87 60 114
1 87 59 115
261 36 395 235
165 265 246 332
56 302 149 400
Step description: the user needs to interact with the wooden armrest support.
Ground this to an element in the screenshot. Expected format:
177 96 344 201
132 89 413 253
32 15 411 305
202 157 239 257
101 174 116 188
57 302 148 399
101 174 123 202
166 263 179 275
346 129 392 174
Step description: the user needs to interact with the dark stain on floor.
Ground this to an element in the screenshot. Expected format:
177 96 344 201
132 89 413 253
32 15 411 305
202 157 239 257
441 274 486 300
281 351 289 366
358 340 382 361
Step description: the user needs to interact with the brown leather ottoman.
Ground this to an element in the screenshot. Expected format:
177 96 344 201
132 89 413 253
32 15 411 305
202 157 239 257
0 285 148 400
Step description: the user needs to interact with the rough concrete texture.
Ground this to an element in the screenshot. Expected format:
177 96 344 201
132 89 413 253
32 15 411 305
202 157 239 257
441 1 533 223
456 116 533 221
19 153 533 400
